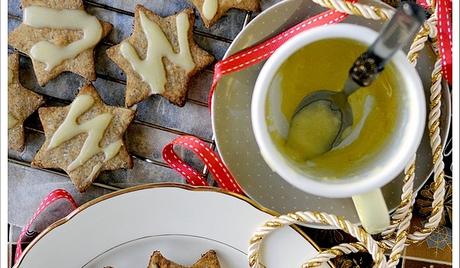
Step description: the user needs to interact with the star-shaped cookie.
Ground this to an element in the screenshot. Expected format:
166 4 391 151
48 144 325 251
106 6 214 107
190 0 260 28
31 83 135 192
8 53 44 152
148 250 220 268
8 0 112 86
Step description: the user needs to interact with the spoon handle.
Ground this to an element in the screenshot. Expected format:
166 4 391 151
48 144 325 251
348 2 426 88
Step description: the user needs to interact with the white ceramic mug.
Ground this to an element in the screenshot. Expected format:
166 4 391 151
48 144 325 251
251 24 426 234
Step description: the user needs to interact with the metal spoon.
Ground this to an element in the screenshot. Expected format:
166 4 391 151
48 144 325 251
292 2 426 150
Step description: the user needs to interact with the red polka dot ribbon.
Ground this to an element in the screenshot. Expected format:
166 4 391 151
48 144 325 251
15 189 78 263
163 135 244 194
208 0 358 107
417 0 452 84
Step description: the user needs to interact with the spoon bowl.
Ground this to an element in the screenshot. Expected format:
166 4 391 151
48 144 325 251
294 90 352 148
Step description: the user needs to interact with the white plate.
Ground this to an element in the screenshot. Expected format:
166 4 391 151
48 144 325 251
211 0 451 226
16 184 330 268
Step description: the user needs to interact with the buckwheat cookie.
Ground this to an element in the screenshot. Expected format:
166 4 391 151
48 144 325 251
148 250 220 268
8 0 112 86
8 53 44 152
190 0 260 28
31 83 135 192
106 6 214 107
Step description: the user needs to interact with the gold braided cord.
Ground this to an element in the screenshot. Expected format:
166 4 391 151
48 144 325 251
312 0 393 20
248 212 386 268
302 243 367 267
381 12 441 255
378 22 433 262
248 0 448 267
407 24 431 64
406 38 446 243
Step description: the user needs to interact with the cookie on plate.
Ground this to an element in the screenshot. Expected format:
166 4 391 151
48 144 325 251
31 83 135 192
8 53 44 152
8 0 112 86
106 6 214 107
148 250 220 268
190 0 260 28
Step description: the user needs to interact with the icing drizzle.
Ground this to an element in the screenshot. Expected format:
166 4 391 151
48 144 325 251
23 6 103 71
47 94 123 172
120 11 195 95
203 0 218 20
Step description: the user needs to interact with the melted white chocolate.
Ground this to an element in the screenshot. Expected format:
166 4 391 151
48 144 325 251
88 163 103 182
203 0 218 20
23 6 103 71
120 11 195 95
47 94 123 172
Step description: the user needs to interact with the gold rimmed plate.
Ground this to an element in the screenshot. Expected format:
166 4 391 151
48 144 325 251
212 0 451 227
16 183 330 268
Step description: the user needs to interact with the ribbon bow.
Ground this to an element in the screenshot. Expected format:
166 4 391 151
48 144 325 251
418 0 452 84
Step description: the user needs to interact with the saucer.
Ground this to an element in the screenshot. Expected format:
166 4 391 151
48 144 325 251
212 0 451 227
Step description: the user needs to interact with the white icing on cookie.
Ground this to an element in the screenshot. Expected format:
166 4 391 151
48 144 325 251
203 0 218 20
120 11 195 95
24 6 103 71
47 94 123 172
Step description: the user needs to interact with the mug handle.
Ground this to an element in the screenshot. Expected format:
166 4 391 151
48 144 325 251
352 189 390 234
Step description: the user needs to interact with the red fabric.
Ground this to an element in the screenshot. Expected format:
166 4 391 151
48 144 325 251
15 189 77 263
417 0 452 83
163 135 244 194
437 0 452 83
417 0 431 8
